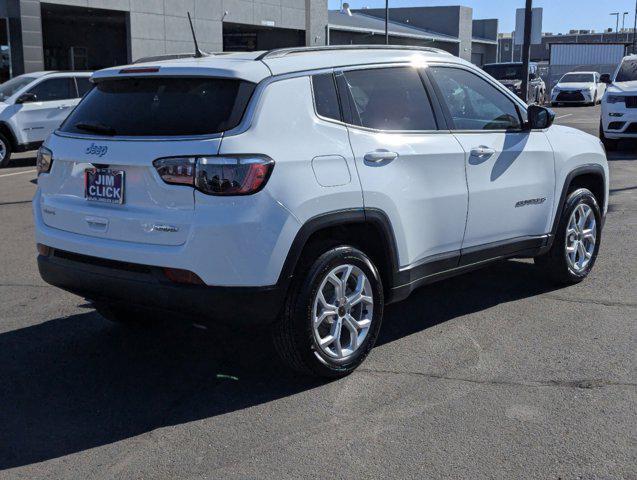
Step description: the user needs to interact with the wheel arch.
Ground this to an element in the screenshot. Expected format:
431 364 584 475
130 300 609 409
551 164 606 235
276 208 401 301
0 121 18 150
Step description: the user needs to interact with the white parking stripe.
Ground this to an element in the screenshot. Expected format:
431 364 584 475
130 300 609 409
0 169 36 179
556 114 573 119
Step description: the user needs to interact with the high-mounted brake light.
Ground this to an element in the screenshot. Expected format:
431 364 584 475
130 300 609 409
153 156 274 196
119 67 160 74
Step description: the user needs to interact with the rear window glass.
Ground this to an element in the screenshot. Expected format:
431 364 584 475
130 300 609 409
312 73 341 121
61 77 255 136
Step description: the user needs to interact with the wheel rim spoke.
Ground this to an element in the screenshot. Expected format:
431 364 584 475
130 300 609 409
565 203 596 272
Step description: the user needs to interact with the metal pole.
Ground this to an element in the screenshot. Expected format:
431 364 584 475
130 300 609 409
520 0 533 103
633 1 637 53
385 0 389 45
611 12 619 42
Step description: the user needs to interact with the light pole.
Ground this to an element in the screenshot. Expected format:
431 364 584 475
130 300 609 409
633 1 637 53
623 11 629 42
385 0 389 45
520 0 533 103
610 12 619 41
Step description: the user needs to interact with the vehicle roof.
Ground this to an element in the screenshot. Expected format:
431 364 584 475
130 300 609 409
26 71 93 78
92 46 463 83
561 71 597 75
483 62 537 67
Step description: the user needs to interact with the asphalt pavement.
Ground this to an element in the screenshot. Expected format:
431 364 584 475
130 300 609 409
0 105 635 479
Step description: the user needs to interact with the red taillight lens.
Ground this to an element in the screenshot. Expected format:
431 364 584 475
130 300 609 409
195 156 274 196
153 155 274 196
153 157 196 186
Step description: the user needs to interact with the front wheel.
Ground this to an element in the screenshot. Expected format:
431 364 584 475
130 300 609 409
535 188 602 284
273 246 384 378
0 133 12 168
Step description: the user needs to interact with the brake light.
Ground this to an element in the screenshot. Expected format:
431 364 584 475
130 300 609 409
36 146 53 175
153 156 274 196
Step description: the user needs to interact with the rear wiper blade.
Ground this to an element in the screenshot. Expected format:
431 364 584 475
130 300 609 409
74 122 116 136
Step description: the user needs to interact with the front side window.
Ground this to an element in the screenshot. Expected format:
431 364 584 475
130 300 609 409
75 77 93 97
429 66 522 131
61 77 255 137
342 67 437 131
28 78 75 102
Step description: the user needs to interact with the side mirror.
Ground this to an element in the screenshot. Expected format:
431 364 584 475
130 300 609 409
600 74 612 84
16 92 37 104
527 105 555 130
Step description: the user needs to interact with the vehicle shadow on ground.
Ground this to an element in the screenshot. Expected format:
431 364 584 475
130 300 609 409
0 259 563 470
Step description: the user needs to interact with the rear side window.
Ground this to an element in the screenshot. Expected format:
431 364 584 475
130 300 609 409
75 77 93 97
28 78 75 102
312 73 341 121
61 77 255 137
342 67 437 131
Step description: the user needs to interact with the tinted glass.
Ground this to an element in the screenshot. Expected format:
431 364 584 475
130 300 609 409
312 73 341 121
560 73 595 83
429 67 522 131
28 78 74 101
615 59 637 82
0 75 36 101
343 67 437 131
483 64 523 80
75 77 93 97
61 77 255 136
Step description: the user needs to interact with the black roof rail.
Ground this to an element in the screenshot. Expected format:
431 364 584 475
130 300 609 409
255 45 452 61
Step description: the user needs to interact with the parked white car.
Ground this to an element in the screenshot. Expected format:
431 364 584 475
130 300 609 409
0 71 93 167
551 71 606 106
600 55 637 150
34 46 608 377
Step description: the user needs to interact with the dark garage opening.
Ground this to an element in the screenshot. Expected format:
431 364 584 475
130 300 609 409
223 22 304 52
41 3 129 71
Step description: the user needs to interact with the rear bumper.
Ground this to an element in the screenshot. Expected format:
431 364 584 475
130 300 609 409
37 250 286 326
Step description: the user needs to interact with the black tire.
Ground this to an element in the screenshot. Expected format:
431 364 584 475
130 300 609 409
93 302 158 327
273 245 384 378
599 122 618 151
535 188 602 284
0 133 12 168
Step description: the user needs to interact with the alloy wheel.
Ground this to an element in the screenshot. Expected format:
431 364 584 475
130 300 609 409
312 264 374 359
565 203 596 272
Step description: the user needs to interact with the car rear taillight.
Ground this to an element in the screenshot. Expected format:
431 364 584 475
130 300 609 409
153 156 274 196
36 146 53 175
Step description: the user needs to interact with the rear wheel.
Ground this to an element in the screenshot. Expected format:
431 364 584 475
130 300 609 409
535 188 601 284
0 133 12 168
599 122 618 151
273 245 384 378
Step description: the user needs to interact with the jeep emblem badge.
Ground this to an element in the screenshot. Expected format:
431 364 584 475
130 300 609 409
85 143 108 157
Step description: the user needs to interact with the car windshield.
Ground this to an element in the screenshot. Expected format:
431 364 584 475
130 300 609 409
483 65 523 80
0 75 36 101
560 73 594 83
615 60 637 82
60 77 256 137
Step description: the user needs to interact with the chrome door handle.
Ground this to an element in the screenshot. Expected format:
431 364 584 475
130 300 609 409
364 150 399 163
469 146 495 158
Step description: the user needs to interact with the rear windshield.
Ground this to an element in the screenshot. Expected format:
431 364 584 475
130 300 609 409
60 77 255 136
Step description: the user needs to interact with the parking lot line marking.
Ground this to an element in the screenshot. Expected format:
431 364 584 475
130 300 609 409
556 114 573 119
0 169 36 179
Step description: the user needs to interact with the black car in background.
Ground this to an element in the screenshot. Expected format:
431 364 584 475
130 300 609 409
483 62 546 105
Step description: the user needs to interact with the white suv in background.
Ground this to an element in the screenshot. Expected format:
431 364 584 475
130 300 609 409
0 71 92 167
600 55 637 150
34 46 608 377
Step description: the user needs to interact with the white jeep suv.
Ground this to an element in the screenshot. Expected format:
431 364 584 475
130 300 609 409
0 71 93 167
600 55 637 150
34 46 609 377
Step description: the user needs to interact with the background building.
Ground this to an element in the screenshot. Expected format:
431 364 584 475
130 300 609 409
0 0 327 79
328 5 498 66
